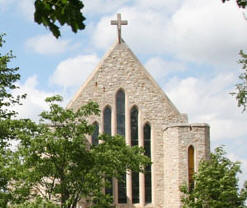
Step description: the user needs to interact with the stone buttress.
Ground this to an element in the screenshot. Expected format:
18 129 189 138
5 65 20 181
163 124 210 208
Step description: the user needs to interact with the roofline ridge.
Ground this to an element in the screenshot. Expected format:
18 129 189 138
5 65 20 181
66 40 120 109
121 41 182 116
67 39 182 119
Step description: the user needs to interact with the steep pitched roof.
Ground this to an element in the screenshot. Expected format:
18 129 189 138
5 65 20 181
67 39 183 121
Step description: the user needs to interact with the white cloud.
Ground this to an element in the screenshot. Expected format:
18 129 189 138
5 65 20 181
92 15 116 50
18 0 34 20
84 0 131 15
164 73 247 141
84 0 182 16
227 152 247 188
145 57 186 81
50 54 99 89
0 0 34 20
134 0 182 13
25 34 71 55
166 0 247 66
13 76 55 122
92 8 169 53
0 0 15 10
92 0 247 67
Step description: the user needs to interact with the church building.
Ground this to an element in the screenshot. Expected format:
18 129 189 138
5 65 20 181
67 14 210 208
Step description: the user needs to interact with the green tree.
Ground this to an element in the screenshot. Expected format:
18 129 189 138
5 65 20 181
11 197 59 208
221 2 247 111
231 50 247 112
34 0 86 38
0 33 26 207
222 0 247 8
13 95 150 208
0 34 26 122
0 148 12 207
181 147 247 208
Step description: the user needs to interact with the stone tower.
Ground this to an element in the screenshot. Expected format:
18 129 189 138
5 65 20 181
67 14 210 208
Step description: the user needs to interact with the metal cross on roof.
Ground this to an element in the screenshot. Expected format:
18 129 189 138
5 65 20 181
111 13 128 44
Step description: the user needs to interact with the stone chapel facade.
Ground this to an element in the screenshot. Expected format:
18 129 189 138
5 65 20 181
67 14 210 208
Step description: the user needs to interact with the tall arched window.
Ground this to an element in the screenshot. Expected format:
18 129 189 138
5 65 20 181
131 106 138 146
188 145 195 191
116 89 127 203
92 122 99 145
144 123 152 203
103 106 111 135
131 106 139 203
103 106 113 196
116 89 125 137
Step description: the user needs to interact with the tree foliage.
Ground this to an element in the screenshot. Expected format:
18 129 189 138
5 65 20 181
11 196 59 208
0 148 12 207
12 95 150 208
34 0 86 38
231 50 247 111
0 34 25 121
221 0 247 111
0 33 150 208
221 1 247 111
181 147 247 208
222 0 247 8
0 34 26 208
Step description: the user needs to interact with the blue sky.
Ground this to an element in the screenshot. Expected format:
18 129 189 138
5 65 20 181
1 0 247 184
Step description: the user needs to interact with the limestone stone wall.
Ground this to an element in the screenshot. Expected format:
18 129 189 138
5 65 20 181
163 124 210 208
67 40 209 208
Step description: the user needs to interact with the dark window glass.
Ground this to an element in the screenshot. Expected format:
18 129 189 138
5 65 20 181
104 106 111 135
188 145 194 191
92 122 99 145
144 124 151 157
131 106 139 203
131 106 138 146
132 172 139 203
103 106 113 196
145 171 151 203
116 89 126 203
118 175 127 203
116 89 125 136
144 123 152 203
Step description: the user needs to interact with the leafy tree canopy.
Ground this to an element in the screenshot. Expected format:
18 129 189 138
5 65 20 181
0 33 150 208
222 0 247 8
11 95 151 208
231 50 247 112
221 1 247 111
0 34 26 122
34 0 86 38
181 147 247 208
0 34 27 208
10 197 59 208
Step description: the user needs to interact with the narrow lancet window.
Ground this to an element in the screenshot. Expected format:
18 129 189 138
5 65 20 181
116 89 125 136
104 106 111 135
144 123 152 203
103 106 113 196
131 106 138 146
116 89 127 203
131 106 139 203
92 122 99 145
118 175 127 203
188 145 195 191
